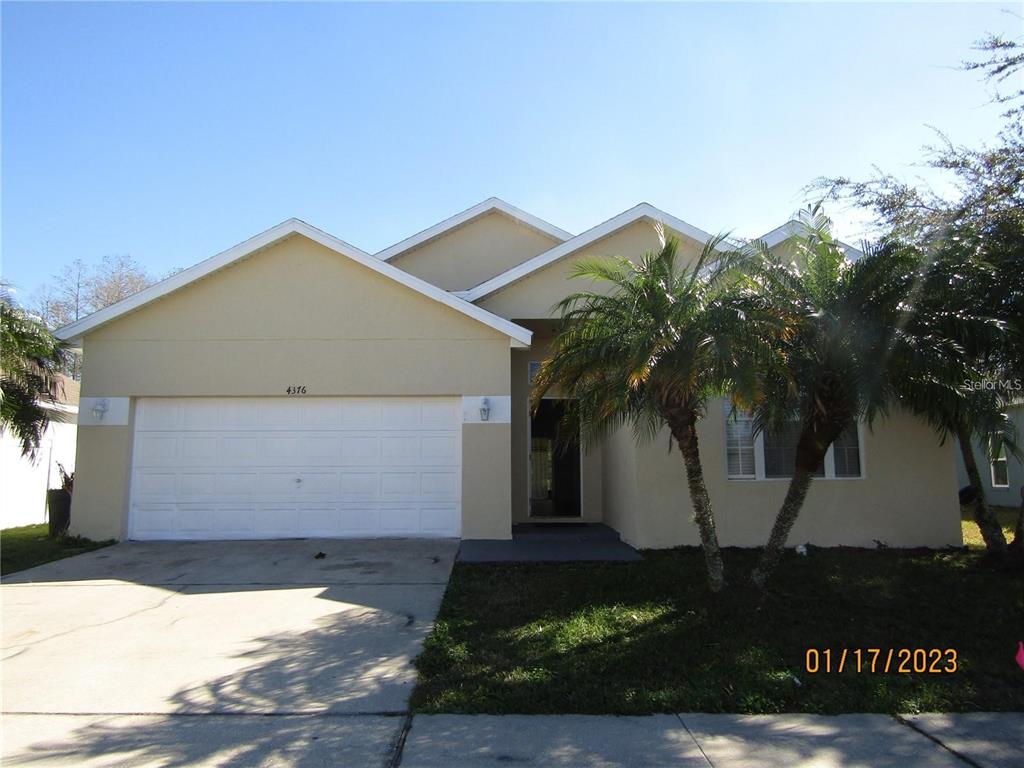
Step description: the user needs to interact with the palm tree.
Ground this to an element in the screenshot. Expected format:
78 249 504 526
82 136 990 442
531 230 772 593
892 222 1021 556
1 285 69 460
746 206 997 588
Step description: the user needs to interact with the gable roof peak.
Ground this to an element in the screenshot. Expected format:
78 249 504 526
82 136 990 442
374 198 572 262
55 217 531 348
463 202 724 302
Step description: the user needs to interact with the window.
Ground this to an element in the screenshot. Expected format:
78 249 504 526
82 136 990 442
763 421 824 478
832 424 862 478
725 410 755 478
724 402 862 480
528 361 542 385
991 449 1009 488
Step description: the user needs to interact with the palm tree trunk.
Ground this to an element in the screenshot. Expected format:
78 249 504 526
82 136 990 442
751 465 814 589
670 419 726 593
1009 498 1023 556
956 423 1007 556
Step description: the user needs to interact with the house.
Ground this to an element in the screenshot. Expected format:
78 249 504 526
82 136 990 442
1 375 79 529
55 199 963 548
956 402 1024 509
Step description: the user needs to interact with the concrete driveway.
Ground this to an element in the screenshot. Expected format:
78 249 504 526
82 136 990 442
1 539 457 767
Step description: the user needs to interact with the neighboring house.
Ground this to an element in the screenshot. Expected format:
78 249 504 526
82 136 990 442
956 403 1024 509
55 199 962 548
1 376 79 529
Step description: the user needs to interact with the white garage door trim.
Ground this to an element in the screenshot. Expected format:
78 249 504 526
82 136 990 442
128 397 462 540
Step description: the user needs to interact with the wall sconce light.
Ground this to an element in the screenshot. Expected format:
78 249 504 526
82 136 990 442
479 397 491 422
91 399 109 421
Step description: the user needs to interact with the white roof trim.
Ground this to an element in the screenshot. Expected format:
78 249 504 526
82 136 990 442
756 220 864 261
463 203 723 303
55 218 532 348
375 197 572 262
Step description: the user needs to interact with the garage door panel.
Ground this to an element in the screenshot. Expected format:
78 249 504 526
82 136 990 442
299 437 343 463
421 505 460 534
175 506 215 534
381 436 419 463
135 436 179 466
337 506 379 533
178 473 218 496
182 402 222 430
130 398 461 539
132 505 176 535
421 435 458 462
133 472 177 499
339 472 378 499
421 401 460 427
379 505 420 533
421 471 459 498
222 437 260 463
181 437 219 463
137 400 182 431
381 401 420 427
217 473 258 495
342 401 383 427
297 507 339 535
341 436 381 464
254 506 299 536
213 506 255 536
380 472 418 499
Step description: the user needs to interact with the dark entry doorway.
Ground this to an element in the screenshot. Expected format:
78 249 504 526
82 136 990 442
529 399 581 517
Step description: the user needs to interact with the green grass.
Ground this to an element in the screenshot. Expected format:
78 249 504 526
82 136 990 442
412 548 1024 715
961 506 1019 549
1 524 114 576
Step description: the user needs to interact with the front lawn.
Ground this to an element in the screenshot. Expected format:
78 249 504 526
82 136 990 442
961 505 1019 548
412 548 1024 714
1 524 114 576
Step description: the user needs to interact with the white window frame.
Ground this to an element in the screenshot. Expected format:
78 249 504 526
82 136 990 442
990 449 1009 489
722 402 866 481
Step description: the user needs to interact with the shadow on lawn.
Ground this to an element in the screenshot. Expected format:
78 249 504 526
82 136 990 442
411 548 1024 715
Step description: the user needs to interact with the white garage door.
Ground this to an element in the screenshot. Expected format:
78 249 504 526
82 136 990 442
129 397 461 540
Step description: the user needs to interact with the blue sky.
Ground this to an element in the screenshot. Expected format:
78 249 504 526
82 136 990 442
2 2 1018 298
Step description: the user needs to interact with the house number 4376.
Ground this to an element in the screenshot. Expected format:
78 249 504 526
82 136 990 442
285 385 307 395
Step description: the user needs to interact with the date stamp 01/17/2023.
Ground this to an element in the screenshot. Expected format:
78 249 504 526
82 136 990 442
805 642 1024 675
804 648 960 675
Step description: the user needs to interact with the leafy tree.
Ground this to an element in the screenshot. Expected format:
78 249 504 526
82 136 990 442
808 31 1024 560
814 128 1023 248
899 221 1023 555
30 254 153 379
33 255 152 331
963 31 1024 119
0 285 69 459
815 32 1023 247
532 232 773 592
746 207 994 587
87 254 152 311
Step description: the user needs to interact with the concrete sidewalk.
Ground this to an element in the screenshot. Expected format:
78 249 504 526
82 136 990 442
399 713 1024 768
3 711 1020 766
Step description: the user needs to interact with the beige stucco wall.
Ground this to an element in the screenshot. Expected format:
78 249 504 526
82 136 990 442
511 336 602 524
389 211 562 292
72 234 515 541
601 423 640 544
462 423 513 537
484 219 699 528
478 220 704 319
479 220 961 550
611 402 962 550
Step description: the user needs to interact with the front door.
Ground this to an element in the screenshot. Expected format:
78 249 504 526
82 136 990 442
529 399 581 517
